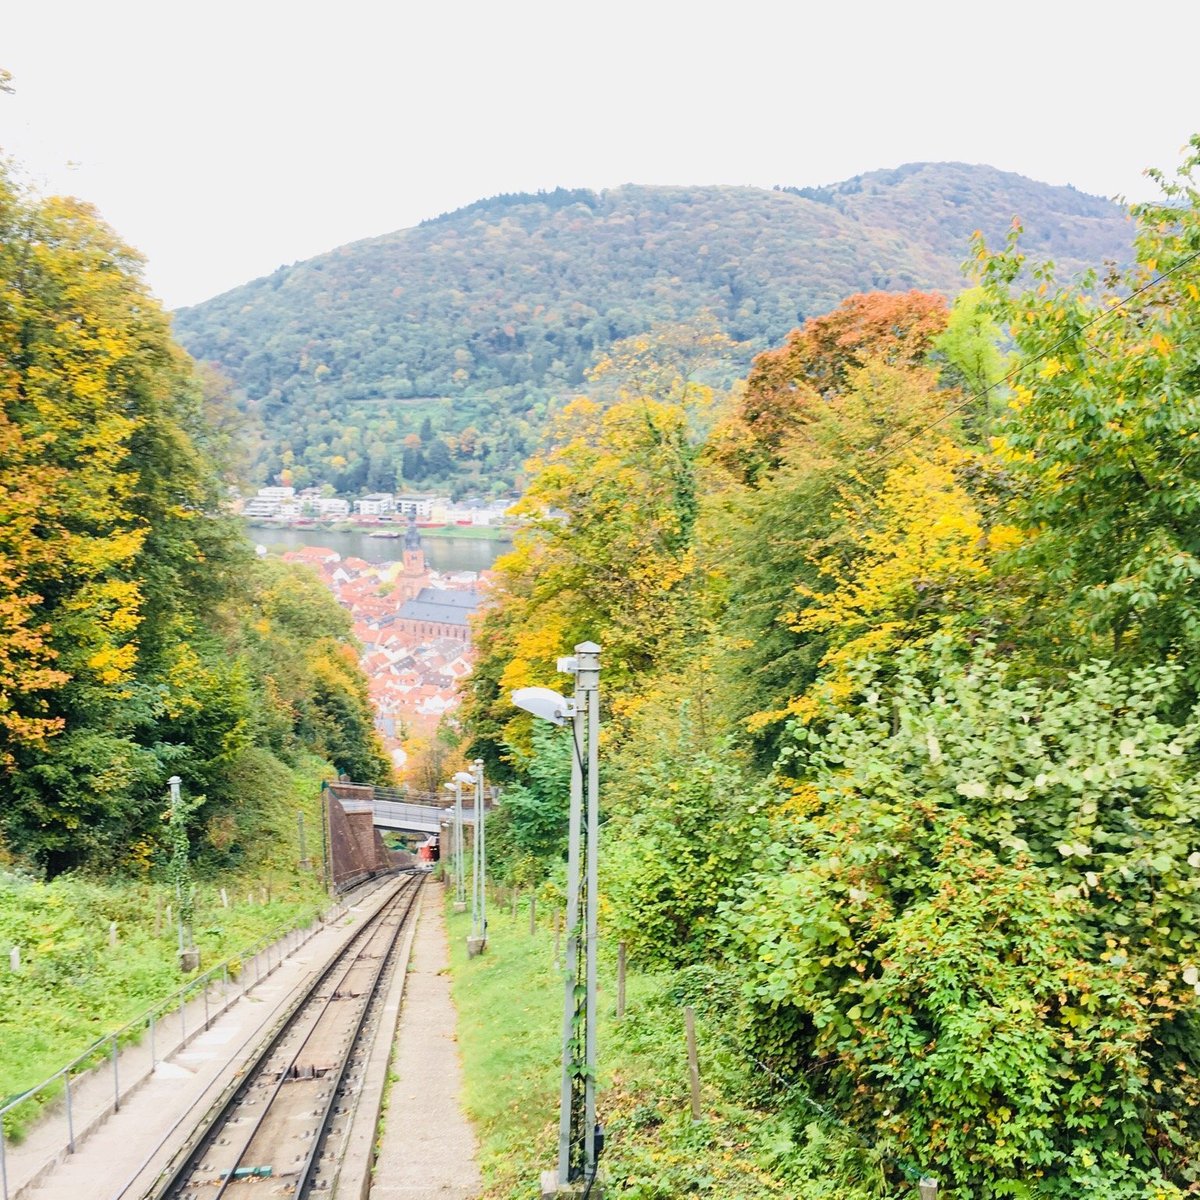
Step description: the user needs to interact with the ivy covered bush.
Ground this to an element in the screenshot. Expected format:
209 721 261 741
726 647 1200 1197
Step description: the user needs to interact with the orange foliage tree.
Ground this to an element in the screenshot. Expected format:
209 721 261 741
719 290 950 480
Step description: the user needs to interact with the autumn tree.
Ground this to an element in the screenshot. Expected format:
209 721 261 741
980 136 1200 675
464 325 732 769
716 290 950 480
0 163 388 869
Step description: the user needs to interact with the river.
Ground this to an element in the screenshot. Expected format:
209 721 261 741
248 525 508 572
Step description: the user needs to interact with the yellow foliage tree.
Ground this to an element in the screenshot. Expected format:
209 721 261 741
773 443 1022 723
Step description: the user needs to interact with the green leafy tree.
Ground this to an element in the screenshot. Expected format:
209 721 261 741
979 138 1200 671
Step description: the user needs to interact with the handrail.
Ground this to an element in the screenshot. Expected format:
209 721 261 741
0 883 362 1196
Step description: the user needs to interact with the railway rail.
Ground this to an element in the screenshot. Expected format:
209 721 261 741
146 871 423 1199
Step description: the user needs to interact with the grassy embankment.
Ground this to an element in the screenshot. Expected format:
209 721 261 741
447 893 803 1200
418 524 513 541
245 519 514 542
0 753 334 1132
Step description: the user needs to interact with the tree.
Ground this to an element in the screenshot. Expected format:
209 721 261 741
714 358 960 756
717 290 950 480
979 137 1200 675
728 646 1200 1196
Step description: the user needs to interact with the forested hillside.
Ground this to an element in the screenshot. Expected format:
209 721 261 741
173 164 1132 495
465 138 1200 1197
0 164 390 877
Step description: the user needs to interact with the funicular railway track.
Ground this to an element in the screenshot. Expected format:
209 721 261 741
148 873 423 1199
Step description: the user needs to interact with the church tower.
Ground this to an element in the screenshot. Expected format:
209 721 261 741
400 514 426 600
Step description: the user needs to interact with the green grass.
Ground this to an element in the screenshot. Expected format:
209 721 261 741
419 524 514 542
447 892 799 1199
0 753 335 1138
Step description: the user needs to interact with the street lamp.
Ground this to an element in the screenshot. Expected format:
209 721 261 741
513 641 601 1195
445 779 467 912
468 759 487 957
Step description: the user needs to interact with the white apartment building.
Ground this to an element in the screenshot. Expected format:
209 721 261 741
355 493 396 517
395 493 435 518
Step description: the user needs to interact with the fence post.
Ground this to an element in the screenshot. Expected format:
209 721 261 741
2 1116 9 1200
149 1013 156 1067
918 1180 938 1200
617 942 627 1019
179 993 186 1046
685 1006 703 1122
529 893 537 936
204 981 210 1030
64 1072 75 1153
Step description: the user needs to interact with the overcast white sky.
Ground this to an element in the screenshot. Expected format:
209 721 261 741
3 0 1198 309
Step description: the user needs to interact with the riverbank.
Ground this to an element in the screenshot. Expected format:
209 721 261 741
247 524 509 572
245 519 514 542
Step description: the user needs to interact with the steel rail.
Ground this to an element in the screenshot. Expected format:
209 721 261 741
206 885 414 1200
290 875 422 1195
97 875 395 1200
146 872 421 1199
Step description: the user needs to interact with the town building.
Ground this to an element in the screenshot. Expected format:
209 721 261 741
394 493 435 518
355 493 396 517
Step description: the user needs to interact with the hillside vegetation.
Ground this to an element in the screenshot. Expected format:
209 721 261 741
173 163 1132 495
463 139 1200 1197
0 161 390 877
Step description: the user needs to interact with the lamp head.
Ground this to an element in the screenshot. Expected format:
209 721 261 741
511 686 574 726
453 770 475 784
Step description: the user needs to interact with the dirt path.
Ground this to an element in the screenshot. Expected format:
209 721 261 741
370 894 482 1200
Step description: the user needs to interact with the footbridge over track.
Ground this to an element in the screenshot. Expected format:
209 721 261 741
325 782 487 837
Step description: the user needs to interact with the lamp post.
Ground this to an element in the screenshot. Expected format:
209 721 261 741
467 758 487 957
446 779 466 912
513 640 602 1195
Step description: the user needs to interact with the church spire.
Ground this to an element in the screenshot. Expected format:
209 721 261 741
404 512 422 551
402 513 426 591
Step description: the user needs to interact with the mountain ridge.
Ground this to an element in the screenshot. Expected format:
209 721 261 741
173 163 1133 495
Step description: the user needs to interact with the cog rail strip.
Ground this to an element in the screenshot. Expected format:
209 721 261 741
147 872 423 1199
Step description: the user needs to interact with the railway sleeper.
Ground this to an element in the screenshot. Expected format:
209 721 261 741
280 1062 335 1082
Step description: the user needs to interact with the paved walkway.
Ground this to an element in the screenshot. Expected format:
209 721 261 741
371 897 481 1200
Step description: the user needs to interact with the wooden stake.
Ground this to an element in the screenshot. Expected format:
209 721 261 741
685 1006 703 1121
617 941 627 1019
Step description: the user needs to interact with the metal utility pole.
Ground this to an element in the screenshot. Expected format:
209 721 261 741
468 759 487 955
555 641 601 1187
448 780 467 912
